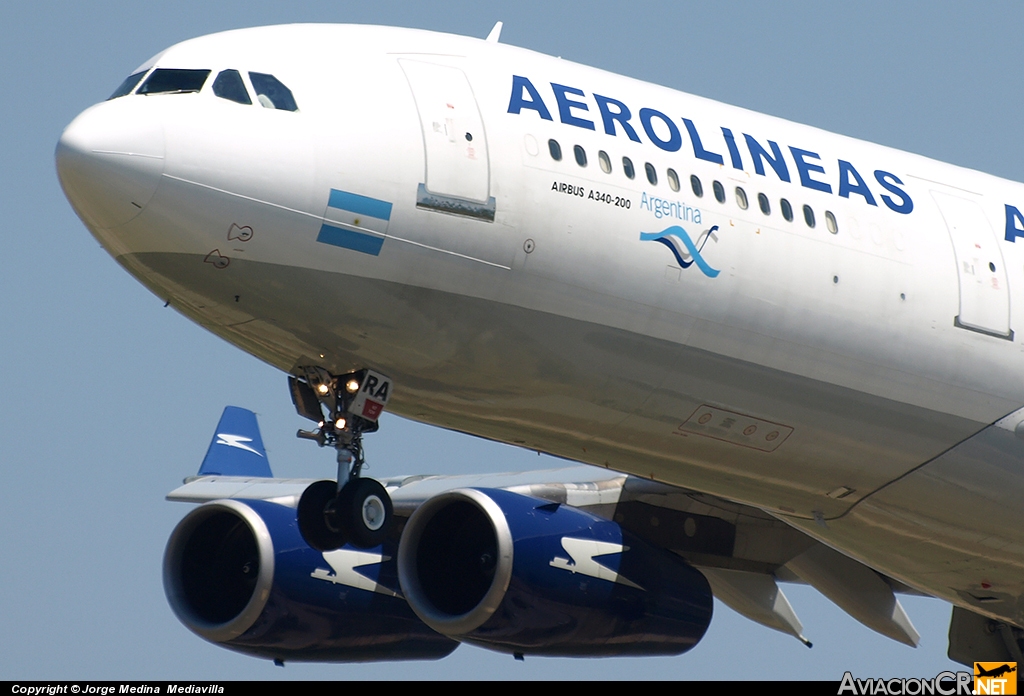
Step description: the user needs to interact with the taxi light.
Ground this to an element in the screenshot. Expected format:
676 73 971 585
316 383 330 395
345 379 360 393
335 417 347 430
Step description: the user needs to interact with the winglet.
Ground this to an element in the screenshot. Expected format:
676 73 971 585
198 406 273 477
486 21 503 43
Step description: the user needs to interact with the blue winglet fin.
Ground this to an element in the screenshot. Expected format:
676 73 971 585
198 406 273 477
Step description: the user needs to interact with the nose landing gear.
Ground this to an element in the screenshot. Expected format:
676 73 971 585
336 477 393 548
296 479 347 551
291 367 395 551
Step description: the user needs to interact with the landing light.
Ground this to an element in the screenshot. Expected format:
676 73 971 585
345 379 360 393
316 383 330 395
335 418 347 430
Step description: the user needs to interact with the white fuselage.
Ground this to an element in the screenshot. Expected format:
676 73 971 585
56 25 1024 626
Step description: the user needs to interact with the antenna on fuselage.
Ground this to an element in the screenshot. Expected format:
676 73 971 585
486 21 503 43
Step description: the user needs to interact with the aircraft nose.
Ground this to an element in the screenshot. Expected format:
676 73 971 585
56 100 165 230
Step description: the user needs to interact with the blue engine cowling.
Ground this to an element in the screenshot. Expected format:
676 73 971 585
396 488 713 656
163 498 457 662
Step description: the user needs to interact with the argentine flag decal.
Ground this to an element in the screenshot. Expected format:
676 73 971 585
317 188 393 256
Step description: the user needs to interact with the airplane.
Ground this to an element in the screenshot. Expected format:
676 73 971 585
52 20 1024 665
976 664 1017 679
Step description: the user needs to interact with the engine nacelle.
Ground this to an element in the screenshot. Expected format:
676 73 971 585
397 488 713 656
163 498 457 662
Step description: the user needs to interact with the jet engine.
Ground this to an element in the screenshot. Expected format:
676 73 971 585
163 498 457 662
397 488 713 656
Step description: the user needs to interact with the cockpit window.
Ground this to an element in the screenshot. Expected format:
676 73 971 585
108 71 147 100
138 69 211 95
249 72 298 111
212 70 252 105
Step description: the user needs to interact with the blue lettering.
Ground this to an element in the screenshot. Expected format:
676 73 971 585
790 147 832 194
641 191 702 223
640 108 682 152
744 135 790 182
874 170 913 214
593 94 641 142
551 83 594 130
507 76 552 120
683 118 724 165
722 128 743 170
837 160 877 206
1005 204 1024 242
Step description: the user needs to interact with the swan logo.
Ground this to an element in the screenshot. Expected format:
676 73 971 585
550 537 643 590
640 225 720 278
311 549 399 597
215 433 263 456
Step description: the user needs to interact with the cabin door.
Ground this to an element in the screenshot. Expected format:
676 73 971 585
931 191 1013 339
399 59 496 221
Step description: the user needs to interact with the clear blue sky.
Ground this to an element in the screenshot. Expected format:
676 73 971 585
3 0 1021 681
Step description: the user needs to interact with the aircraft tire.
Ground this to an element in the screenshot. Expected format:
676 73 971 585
339 478 393 549
298 479 348 551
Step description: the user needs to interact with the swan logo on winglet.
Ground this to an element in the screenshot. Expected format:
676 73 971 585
215 433 263 457
640 225 720 278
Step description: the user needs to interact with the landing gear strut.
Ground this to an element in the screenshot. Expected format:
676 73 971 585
292 367 394 551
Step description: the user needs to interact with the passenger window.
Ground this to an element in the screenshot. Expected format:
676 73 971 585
690 175 703 198
137 69 211 95
622 157 635 180
249 72 298 111
803 205 816 228
713 180 725 203
645 163 658 185
598 150 612 173
667 168 680 192
108 71 147 100
781 198 794 222
549 139 562 161
758 192 770 215
574 145 587 167
212 70 252 105
825 210 838 234
735 187 748 210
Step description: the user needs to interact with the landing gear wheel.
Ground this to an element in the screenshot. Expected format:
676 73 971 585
338 478 393 549
298 480 348 551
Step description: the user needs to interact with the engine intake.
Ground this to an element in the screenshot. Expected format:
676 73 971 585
164 499 274 643
164 497 457 662
401 489 514 636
